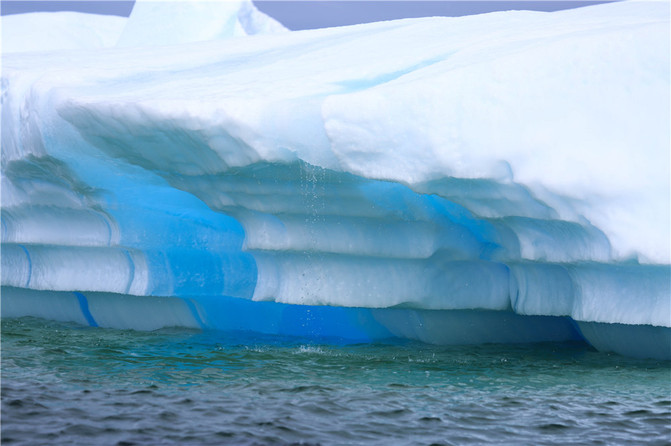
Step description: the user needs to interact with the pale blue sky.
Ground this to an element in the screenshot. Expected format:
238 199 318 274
1 1 615 29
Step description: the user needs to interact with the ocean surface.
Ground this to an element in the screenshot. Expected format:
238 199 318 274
2 317 670 445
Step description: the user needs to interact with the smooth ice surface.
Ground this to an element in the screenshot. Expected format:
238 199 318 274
0 0 285 53
1 12 126 53
1 1 669 357
116 0 287 47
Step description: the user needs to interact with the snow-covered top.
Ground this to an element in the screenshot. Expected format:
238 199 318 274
1 0 286 53
8 0 662 262
116 0 287 47
1 12 126 53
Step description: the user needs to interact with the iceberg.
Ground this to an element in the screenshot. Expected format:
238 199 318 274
1 1 669 359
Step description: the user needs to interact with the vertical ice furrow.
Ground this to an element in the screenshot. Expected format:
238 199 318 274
122 250 136 295
508 262 575 316
74 292 99 327
182 298 207 329
1 244 32 288
19 244 32 288
100 211 115 246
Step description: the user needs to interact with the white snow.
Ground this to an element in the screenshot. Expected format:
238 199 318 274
116 0 287 47
1 0 285 53
1 12 126 53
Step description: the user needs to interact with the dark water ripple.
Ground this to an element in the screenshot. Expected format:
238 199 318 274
2 317 670 445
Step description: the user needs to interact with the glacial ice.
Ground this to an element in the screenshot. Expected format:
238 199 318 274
1 1 669 359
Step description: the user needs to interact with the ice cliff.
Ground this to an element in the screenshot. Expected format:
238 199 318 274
1 1 669 359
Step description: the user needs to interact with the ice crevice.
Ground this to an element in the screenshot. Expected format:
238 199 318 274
1 0 669 359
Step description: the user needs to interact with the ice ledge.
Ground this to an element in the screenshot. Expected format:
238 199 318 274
2 287 669 360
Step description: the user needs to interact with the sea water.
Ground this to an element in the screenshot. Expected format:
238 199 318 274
2 317 670 445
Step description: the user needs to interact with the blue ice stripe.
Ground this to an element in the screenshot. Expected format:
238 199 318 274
123 250 135 295
100 213 113 246
183 298 206 330
74 292 99 327
18 244 32 287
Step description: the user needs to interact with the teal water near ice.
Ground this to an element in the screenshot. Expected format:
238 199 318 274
2 317 670 445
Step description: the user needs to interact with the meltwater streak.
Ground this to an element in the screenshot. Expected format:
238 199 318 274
2 318 670 446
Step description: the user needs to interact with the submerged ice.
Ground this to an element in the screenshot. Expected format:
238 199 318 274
1 1 669 359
